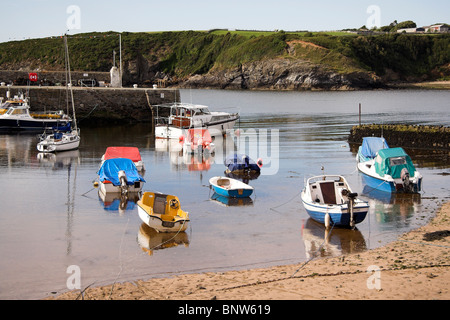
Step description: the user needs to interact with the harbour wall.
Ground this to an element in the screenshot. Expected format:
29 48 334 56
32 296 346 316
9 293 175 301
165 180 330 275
348 124 450 150
0 86 180 125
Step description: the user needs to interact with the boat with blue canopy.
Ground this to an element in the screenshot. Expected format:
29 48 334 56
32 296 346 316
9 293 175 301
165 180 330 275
97 158 146 195
224 154 262 175
357 147 422 193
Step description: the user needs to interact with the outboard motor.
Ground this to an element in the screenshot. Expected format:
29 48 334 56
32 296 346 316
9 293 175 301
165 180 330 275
118 170 128 194
401 168 412 192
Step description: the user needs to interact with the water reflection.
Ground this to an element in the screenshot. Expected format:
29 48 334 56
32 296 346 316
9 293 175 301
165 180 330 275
137 223 190 256
362 185 422 228
301 219 367 259
98 191 140 214
210 192 254 207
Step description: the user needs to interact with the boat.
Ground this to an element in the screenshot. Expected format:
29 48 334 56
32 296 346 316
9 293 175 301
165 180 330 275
209 176 254 198
37 34 80 153
97 158 146 195
357 147 423 193
182 128 215 154
37 123 80 153
0 94 71 131
356 136 389 163
224 153 262 179
154 102 239 139
301 175 369 228
101 146 145 171
137 192 190 233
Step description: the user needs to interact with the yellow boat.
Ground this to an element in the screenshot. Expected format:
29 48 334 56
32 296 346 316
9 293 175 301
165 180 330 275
137 192 189 233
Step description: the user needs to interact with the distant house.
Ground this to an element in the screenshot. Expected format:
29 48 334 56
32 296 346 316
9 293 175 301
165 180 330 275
397 27 419 33
424 24 449 33
397 24 448 34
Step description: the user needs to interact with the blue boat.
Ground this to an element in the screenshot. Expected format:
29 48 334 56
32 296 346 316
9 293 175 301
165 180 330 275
209 176 254 198
301 175 369 228
97 158 146 194
357 147 422 193
224 154 262 174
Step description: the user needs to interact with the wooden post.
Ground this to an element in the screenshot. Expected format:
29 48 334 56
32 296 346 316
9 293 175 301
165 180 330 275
359 103 361 126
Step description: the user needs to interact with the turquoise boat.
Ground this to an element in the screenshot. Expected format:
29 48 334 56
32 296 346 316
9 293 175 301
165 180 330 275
357 147 422 193
209 176 254 198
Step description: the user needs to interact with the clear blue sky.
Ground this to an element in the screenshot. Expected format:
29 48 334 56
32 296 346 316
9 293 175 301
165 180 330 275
1 0 448 43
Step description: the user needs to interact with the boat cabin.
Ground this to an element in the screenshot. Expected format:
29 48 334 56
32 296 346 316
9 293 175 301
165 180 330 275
308 176 355 205
155 103 212 128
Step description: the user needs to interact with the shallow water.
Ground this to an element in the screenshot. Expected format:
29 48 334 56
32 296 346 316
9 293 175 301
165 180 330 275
0 89 449 299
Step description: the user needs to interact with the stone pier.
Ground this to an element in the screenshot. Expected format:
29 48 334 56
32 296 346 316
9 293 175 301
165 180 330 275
0 85 180 125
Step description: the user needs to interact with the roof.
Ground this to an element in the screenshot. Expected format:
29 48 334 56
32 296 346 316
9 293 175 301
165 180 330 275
155 102 209 110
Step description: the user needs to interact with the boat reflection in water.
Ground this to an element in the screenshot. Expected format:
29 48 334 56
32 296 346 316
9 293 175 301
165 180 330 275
210 192 254 207
98 190 140 214
362 185 422 227
137 223 190 256
301 219 367 260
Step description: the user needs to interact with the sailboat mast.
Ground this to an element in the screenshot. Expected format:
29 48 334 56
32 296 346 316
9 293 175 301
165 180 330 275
64 34 77 132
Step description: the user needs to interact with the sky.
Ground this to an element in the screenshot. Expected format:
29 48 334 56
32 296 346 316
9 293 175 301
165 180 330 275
0 0 448 43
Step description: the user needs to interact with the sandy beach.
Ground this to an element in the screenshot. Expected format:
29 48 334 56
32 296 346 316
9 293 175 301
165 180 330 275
50 201 450 300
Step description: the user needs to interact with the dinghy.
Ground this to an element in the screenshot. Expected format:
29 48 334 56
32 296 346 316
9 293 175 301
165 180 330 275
301 175 369 228
209 176 254 198
101 146 145 171
137 192 189 233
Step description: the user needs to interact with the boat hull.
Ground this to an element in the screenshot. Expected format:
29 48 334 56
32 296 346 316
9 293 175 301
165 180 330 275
37 136 80 153
211 185 253 198
357 162 422 193
301 199 369 227
137 206 189 233
0 118 70 131
155 118 238 139
99 180 144 194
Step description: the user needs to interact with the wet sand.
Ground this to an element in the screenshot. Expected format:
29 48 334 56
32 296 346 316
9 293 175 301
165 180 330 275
50 202 450 300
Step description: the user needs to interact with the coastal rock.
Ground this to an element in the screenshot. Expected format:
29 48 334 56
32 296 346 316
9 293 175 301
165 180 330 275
180 59 380 90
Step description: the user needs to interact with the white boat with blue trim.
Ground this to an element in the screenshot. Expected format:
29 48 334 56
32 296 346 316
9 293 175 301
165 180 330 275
301 175 369 229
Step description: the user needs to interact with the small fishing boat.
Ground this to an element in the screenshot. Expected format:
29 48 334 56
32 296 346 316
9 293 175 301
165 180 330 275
357 147 422 193
182 128 215 154
154 102 239 139
209 176 254 198
97 158 145 195
137 192 189 233
101 146 145 171
301 175 369 228
224 154 262 176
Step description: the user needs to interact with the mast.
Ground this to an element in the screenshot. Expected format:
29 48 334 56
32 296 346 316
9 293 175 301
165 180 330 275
64 34 78 133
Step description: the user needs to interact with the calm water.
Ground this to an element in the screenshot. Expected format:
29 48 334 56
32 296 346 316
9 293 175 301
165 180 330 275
1 89 449 299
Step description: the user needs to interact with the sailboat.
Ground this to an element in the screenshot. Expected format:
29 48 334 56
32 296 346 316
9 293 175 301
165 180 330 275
37 34 80 153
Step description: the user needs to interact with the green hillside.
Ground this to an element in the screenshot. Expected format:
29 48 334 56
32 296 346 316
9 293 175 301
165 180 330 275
0 30 448 82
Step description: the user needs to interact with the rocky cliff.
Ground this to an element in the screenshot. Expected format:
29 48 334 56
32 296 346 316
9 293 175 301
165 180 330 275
179 58 380 90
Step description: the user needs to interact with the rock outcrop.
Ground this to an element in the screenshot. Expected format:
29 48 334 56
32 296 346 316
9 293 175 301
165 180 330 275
179 58 381 90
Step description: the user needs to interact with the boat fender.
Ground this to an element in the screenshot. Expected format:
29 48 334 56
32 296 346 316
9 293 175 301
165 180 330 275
169 199 179 209
257 158 263 168
325 213 331 229
179 135 184 143
93 181 99 188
